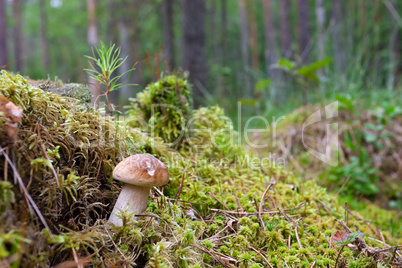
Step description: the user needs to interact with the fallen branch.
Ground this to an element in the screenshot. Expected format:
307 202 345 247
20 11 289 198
0 146 51 234
259 183 274 230
250 246 273 268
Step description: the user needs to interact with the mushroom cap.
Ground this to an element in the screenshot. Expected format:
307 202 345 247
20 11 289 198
113 154 170 187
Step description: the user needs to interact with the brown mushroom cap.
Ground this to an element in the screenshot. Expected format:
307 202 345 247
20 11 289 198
113 154 170 187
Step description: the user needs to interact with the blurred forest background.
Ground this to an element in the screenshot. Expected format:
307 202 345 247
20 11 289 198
0 0 401 116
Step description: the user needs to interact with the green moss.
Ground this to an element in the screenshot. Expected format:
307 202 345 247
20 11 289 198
0 72 400 267
125 74 192 147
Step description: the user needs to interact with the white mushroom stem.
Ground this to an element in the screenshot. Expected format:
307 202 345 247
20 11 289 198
108 184 150 226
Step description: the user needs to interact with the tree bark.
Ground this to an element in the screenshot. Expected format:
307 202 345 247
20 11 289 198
298 0 310 62
12 0 24 73
162 0 174 72
86 0 100 104
247 1 259 71
221 0 227 65
237 0 251 97
0 0 7 69
220 0 228 99
262 0 277 75
106 0 119 104
332 0 345 72
280 0 292 58
316 0 325 77
39 0 50 72
117 0 141 103
182 0 208 107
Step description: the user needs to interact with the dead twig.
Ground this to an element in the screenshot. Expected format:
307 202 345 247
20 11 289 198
373 245 402 254
210 192 230 210
210 208 279 215
234 193 244 212
277 206 295 224
377 225 387 249
282 258 290 268
174 170 186 204
195 244 235 268
334 219 352 233
53 246 102 268
295 224 303 249
71 246 84 268
0 146 51 234
250 246 273 268
334 245 345 268
259 183 274 230
100 253 116 268
310 258 317 268
4 147 8 181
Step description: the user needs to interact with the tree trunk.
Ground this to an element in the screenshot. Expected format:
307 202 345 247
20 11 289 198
316 0 325 77
262 0 277 75
12 0 24 73
280 0 292 58
86 0 101 104
221 0 227 65
0 0 7 69
107 0 120 104
389 0 401 89
332 0 345 72
298 0 309 62
247 1 259 71
39 0 50 73
106 0 119 46
118 0 141 102
162 0 174 72
237 0 251 97
182 0 208 107
220 0 228 99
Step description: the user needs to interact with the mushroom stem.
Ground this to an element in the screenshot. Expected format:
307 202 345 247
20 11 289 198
108 184 150 226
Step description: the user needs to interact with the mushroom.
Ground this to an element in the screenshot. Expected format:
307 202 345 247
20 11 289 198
108 154 170 226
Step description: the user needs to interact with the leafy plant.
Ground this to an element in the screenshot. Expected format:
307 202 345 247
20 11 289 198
331 231 365 268
275 58 332 84
328 147 379 197
274 58 332 103
85 41 136 116
331 231 365 247
265 218 280 231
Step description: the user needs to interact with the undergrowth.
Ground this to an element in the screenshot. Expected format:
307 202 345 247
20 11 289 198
0 71 401 267
251 95 402 211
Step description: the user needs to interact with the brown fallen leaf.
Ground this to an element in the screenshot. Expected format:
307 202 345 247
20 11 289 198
331 230 347 244
5 101 23 122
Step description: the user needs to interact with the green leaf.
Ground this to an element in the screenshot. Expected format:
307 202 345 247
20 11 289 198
255 79 272 91
277 59 296 71
239 99 257 106
364 132 377 143
296 58 332 82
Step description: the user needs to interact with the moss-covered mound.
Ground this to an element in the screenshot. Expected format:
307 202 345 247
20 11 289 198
0 72 401 267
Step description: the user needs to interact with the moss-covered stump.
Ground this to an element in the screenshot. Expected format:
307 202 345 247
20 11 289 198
0 71 401 267
27 78 92 106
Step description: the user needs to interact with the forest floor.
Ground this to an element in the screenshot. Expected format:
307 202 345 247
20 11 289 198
0 72 401 267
